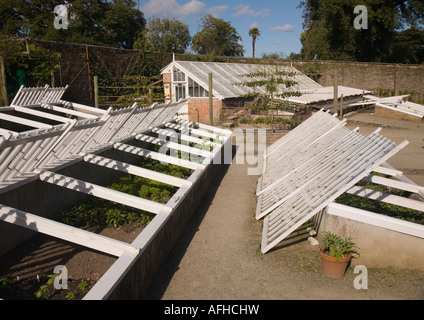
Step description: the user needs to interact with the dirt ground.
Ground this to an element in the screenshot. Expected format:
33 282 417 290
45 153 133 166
0 111 423 300
0 224 144 300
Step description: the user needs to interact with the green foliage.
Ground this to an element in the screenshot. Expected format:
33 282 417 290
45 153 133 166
78 280 89 292
336 181 424 225
0 277 10 293
60 157 192 228
239 117 301 128
65 292 75 300
192 15 244 57
390 28 424 64
299 0 424 63
261 52 286 60
2 41 61 97
321 231 359 261
35 274 57 299
0 0 146 49
137 18 191 54
236 65 303 111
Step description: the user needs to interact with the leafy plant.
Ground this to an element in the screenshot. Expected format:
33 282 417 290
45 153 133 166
60 156 192 228
321 231 359 261
65 291 76 300
78 280 89 292
0 277 11 293
35 274 58 299
336 181 424 225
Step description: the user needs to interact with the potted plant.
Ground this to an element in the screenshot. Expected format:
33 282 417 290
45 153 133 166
319 231 359 279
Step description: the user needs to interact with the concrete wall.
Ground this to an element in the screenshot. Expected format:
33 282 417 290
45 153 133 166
106 141 230 299
317 210 424 272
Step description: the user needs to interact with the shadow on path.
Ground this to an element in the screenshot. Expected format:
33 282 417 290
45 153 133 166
146 148 235 299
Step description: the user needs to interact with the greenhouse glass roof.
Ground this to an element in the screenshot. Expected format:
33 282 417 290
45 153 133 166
162 61 323 100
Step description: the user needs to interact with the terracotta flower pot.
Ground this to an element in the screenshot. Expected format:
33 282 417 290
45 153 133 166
319 250 352 279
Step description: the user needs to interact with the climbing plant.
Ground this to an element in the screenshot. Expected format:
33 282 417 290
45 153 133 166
1 38 61 100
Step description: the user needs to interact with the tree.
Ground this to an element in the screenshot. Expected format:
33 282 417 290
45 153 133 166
299 0 424 63
192 15 244 57
102 0 145 49
0 0 146 49
390 28 424 64
248 27 260 59
65 0 110 46
138 18 191 53
0 0 30 37
261 52 286 60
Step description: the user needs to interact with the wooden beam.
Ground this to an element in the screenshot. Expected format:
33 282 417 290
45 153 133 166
41 104 99 119
13 106 72 123
38 171 172 215
0 204 139 257
135 133 212 157
113 142 205 171
83 154 191 188
346 186 424 212
362 174 424 194
327 202 424 239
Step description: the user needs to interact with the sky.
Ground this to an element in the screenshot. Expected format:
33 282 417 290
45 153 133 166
139 0 305 58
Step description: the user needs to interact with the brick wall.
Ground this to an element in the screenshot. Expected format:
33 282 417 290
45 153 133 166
188 98 223 124
162 73 172 102
163 73 171 84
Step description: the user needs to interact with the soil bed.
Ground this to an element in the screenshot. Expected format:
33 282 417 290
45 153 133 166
0 223 144 300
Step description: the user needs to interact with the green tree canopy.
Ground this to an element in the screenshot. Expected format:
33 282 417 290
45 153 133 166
390 28 424 64
192 15 244 57
0 0 146 49
299 0 424 63
137 17 191 53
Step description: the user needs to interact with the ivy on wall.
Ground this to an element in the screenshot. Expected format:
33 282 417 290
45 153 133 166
2 40 61 100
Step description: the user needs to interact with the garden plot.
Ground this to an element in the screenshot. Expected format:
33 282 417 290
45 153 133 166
0 86 232 299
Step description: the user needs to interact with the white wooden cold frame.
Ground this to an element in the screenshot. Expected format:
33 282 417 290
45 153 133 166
257 110 411 254
0 87 233 299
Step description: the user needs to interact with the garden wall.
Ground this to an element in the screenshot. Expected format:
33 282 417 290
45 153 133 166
292 61 424 104
5 39 423 108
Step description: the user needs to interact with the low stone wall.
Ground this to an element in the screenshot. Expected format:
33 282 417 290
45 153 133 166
374 105 423 123
317 207 424 272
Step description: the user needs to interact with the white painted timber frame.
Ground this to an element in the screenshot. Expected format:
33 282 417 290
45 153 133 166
0 86 232 300
256 110 420 254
